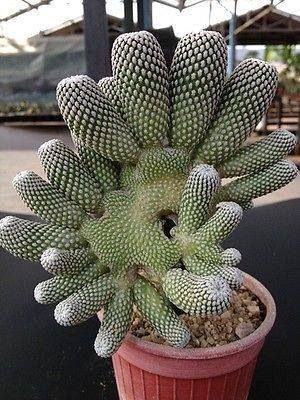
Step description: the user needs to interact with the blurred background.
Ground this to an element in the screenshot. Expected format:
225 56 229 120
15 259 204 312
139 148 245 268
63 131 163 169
0 0 299 212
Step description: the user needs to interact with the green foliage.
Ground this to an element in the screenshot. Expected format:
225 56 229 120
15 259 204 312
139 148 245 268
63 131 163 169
0 31 298 357
264 45 300 73
265 45 300 94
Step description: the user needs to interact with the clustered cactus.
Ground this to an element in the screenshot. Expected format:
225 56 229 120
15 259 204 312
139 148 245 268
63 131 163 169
0 31 298 357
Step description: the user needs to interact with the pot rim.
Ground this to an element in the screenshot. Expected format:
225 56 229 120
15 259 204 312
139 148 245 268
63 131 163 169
120 272 276 360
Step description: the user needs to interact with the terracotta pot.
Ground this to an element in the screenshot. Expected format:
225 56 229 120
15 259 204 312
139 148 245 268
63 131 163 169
108 273 276 400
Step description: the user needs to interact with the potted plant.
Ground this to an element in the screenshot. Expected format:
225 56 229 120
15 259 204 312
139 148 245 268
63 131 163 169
0 31 298 400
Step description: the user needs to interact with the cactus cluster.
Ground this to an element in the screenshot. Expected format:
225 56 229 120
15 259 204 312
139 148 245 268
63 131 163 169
0 31 298 357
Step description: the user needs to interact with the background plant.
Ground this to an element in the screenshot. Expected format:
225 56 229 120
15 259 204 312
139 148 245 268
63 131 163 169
265 44 300 94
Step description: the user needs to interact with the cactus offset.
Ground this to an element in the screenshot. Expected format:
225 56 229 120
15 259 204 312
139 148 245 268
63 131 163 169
0 31 298 357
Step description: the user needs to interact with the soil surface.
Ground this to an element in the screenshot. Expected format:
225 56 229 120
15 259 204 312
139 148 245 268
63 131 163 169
130 286 265 348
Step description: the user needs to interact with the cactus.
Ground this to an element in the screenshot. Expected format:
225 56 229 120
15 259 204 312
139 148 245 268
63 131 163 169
0 31 298 357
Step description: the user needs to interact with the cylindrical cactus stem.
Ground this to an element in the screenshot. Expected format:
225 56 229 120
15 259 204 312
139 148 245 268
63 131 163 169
133 277 190 347
169 31 227 150
178 164 220 235
38 139 102 212
54 273 116 325
75 140 120 193
183 252 243 290
183 244 222 269
221 248 242 267
40 248 94 275
0 216 85 262
112 31 169 147
98 77 123 115
120 164 137 189
221 267 244 290
163 269 231 316
56 75 140 163
240 200 254 211
218 130 297 177
194 202 243 244
215 160 298 204
35 263 105 305
135 148 189 185
194 59 278 165
94 289 133 357
184 253 221 275
13 171 86 228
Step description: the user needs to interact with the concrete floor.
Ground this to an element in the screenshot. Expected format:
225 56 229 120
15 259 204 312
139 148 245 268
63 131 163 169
0 125 299 214
0 125 73 214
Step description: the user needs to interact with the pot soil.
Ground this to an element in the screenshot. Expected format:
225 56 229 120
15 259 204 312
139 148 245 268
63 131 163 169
106 273 276 400
131 285 265 348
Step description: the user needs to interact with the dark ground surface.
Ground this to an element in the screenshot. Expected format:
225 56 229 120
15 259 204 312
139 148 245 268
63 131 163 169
0 199 299 400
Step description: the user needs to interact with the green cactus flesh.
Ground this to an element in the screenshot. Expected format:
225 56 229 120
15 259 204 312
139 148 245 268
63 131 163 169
0 31 298 357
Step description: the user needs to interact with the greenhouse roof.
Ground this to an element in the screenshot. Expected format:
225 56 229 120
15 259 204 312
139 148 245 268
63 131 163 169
207 5 300 44
1 0 299 40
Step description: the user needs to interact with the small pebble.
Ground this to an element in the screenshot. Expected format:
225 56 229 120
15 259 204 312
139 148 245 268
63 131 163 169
207 337 215 345
235 322 255 339
247 305 260 315
221 311 231 319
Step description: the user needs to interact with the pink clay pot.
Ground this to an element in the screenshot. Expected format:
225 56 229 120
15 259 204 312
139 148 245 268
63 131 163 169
100 273 276 400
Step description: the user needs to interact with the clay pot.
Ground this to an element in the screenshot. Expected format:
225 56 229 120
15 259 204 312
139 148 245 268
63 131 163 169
110 273 276 400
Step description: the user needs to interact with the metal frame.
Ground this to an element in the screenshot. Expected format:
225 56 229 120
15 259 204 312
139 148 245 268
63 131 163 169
137 0 153 30
225 5 272 40
0 0 52 23
1 0 293 82
124 0 134 32
228 0 237 74
83 0 111 81
1 0 287 24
